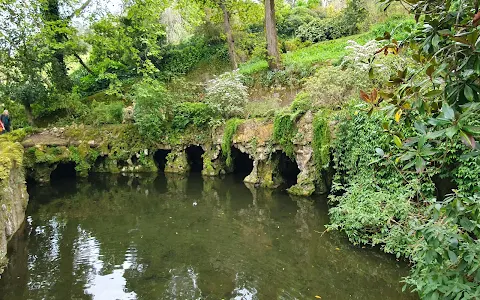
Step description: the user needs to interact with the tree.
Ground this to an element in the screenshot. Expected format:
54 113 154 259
219 0 238 69
265 0 281 70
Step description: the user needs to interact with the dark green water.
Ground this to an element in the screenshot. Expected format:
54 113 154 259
0 173 417 300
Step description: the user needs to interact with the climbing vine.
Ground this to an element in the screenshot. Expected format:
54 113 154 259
312 110 331 169
273 111 301 159
222 118 243 168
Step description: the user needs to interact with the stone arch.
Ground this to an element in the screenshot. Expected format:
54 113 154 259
230 146 254 176
274 150 300 189
186 145 205 172
154 149 171 172
50 162 77 182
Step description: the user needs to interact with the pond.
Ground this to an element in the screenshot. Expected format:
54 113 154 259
0 173 417 300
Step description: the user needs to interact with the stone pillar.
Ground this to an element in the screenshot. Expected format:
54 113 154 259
164 149 190 174
288 146 317 196
202 145 226 177
244 157 282 188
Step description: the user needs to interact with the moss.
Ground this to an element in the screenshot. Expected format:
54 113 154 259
222 118 244 168
0 127 36 143
288 180 316 196
273 111 302 159
0 142 24 183
165 151 190 174
312 110 331 169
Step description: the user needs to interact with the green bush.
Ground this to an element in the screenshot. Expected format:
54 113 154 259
172 102 217 130
205 71 248 119
278 7 323 38
303 66 370 109
85 101 124 125
132 79 172 141
296 0 367 43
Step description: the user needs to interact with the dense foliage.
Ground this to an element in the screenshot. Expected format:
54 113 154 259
327 0 480 298
3 0 478 298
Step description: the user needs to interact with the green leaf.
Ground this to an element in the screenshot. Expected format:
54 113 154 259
426 130 445 139
445 126 459 138
393 135 403 147
447 250 458 264
415 156 426 173
442 103 455 120
464 85 475 102
460 130 476 149
375 148 385 157
462 126 480 136
414 122 426 134
423 90 443 98
400 152 416 161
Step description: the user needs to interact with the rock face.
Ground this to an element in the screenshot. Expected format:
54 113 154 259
0 142 28 273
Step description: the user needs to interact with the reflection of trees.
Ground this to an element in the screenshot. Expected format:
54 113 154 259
1 174 417 300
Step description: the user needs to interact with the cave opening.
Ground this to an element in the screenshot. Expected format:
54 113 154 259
275 151 300 188
231 147 254 176
154 149 171 172
186 146 205 172
93 155 106 170
50 162 77 182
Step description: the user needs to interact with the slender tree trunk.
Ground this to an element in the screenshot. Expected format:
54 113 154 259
265 0 281 70
73 53 95 75
44 0 73 92
219 1 238 69
24 103 34 126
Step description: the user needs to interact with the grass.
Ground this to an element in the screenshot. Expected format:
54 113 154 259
239 16 415 76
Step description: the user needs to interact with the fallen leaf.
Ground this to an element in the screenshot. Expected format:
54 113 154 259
315 296 322 299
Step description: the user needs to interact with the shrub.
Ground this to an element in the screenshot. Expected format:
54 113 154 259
278 7 323 38
172 102 217 130
85 101 124 125
205 71 248 119
296 0 367 43
296 18 343 43
303 66 370 109
131 79 172 141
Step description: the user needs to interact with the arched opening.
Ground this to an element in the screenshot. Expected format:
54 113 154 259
186 146 205 172
154 149 171 172
50 162 77 182
231 147 254 176
275 151 300 189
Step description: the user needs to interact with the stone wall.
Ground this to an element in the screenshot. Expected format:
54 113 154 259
20 113 331 196
0 142 28 273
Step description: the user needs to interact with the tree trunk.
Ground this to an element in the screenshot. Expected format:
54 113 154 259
24 103 34 126
44 0 73 92
265 0 281 70
219 1 238 69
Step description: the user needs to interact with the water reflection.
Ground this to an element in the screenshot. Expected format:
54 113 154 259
0 173 417 300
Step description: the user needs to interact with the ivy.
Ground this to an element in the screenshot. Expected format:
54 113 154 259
273 111 301 159
312 110 331 169
222 118 243 168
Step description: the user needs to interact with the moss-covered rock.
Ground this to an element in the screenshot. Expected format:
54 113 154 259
165 150 190 174
0 141 28 273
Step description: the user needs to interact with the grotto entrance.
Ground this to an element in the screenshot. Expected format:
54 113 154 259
275 151 300 189
186 146 204 172
154 150 171 172
50 162 77 182
231 147 254 176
